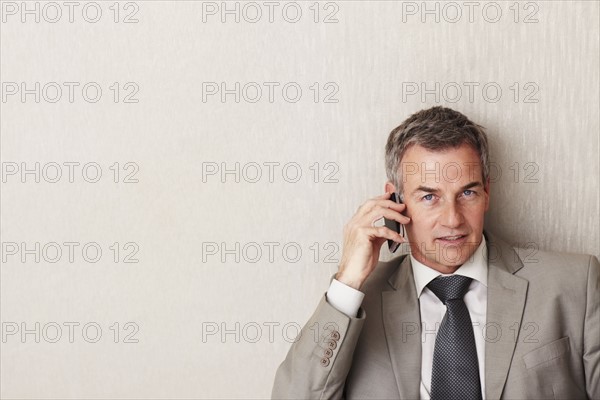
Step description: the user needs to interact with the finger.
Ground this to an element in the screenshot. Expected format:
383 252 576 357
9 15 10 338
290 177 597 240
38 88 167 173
366 205 411 225
375 192 394 200
381 199 408 213
366 226 407 243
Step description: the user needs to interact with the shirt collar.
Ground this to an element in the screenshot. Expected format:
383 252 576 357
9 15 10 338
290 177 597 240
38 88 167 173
410 235 488 297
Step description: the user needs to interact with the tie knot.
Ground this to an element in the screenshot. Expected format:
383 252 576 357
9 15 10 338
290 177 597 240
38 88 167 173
427 275 473 304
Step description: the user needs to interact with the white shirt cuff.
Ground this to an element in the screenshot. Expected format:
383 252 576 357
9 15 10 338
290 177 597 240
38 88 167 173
326 279 365 318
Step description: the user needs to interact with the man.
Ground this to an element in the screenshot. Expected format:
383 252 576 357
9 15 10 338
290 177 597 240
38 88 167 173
271 107 599 399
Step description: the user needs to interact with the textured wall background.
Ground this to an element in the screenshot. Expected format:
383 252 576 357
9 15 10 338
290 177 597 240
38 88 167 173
1 1 598 398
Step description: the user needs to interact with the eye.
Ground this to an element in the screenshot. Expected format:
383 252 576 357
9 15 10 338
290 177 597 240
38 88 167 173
422 194 434 201
463 189 475 196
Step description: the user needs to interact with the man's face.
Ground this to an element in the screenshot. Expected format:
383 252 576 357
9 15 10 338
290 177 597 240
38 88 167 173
387 143 490 273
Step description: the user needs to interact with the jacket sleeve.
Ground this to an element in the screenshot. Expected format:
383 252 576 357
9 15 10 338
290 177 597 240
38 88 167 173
584 255 600 399
271 293 366 399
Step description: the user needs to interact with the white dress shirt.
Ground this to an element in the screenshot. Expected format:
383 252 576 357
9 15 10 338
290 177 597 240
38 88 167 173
326 237 488 400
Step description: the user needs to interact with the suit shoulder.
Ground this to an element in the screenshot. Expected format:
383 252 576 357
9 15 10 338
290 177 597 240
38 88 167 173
514 245 599 287
515 245 598 271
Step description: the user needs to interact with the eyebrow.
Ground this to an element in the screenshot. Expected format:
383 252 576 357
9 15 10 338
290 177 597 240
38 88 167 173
412 181 483 195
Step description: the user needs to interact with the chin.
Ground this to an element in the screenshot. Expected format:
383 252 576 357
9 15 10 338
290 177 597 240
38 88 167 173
433 261 463 274
439 250 467 266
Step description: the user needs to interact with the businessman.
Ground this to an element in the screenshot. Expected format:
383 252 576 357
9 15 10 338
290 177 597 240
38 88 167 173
272 106 599 399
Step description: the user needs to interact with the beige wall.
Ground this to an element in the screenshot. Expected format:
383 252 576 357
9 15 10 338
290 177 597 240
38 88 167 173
1 1 598 398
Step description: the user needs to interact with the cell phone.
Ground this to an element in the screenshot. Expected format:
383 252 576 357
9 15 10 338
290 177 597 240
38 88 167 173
383 192 405 253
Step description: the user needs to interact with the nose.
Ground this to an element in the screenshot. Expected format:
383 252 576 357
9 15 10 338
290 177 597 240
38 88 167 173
440 200 464 228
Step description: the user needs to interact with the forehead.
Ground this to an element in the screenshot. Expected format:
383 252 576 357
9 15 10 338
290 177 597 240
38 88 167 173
399 143 482 185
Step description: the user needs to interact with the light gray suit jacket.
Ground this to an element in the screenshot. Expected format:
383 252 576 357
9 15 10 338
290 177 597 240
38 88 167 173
272 231 599 399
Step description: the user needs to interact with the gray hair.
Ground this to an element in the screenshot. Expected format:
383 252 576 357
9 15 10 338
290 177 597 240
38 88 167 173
385 106 490 198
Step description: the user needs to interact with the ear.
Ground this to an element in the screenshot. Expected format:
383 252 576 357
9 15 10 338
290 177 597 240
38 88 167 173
483 177 491 211
384 181 396 194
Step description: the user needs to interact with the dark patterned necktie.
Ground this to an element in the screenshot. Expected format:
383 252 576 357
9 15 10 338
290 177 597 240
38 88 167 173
427 275 482 400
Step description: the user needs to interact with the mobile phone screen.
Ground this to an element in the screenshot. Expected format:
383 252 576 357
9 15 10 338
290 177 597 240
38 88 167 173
383 192 405 253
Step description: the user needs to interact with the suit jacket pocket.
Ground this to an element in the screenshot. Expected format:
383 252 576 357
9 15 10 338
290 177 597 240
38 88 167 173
523 336 570 369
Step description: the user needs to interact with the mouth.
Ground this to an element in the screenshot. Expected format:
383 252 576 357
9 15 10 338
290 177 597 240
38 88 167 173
436 234 468 244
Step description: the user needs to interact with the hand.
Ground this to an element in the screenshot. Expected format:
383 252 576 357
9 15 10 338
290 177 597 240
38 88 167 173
336 192 410 290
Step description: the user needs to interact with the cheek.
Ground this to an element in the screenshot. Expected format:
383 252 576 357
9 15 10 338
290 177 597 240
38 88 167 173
465 206 486 226
407 209 437 231
405 206 420 221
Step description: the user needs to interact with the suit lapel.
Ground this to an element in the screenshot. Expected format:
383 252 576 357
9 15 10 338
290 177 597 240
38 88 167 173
484 231 529 400
382 255 422 400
